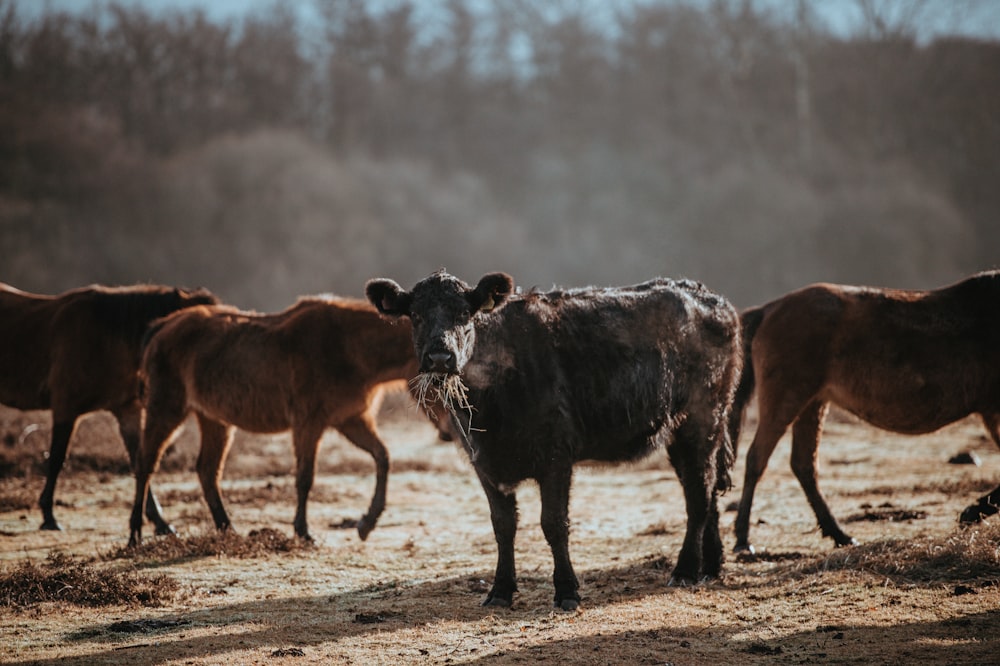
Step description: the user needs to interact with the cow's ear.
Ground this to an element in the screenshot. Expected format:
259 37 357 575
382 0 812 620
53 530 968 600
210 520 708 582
366 279 412 317
469 272 514 314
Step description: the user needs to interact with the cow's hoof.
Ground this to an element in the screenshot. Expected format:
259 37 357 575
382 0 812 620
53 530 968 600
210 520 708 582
39 519 63 532
733 542 755 555
357 518 374 541
555 598 580 612
667 574 697 587
960 503 996 524
833 536 859 548
154 523 177 537
481 595 512 608
959 507 982 524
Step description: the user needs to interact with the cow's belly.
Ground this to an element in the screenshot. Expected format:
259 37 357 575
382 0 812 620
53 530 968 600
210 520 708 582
824 373 977 435
464 407 668 487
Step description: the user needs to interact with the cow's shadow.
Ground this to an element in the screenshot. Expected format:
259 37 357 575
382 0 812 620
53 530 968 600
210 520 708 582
8 554 711 666
10 550 998 665
460 609 1000 664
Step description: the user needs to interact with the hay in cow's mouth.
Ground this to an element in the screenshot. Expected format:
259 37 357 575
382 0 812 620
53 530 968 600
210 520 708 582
410 372 472 417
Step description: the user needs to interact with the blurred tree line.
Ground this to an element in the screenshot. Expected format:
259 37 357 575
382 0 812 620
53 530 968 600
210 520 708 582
0 0 996 309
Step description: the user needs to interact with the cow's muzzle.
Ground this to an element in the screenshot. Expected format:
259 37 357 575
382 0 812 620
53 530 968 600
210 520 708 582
422 350 458 374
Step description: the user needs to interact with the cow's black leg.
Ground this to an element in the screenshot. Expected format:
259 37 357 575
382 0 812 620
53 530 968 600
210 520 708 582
791 401 856 547
961 413 1000 523
38 416 79 531
113 402 174 536
701 489 724 578
539 465 579 611
476 469 519 607
668 423 714 585
672 478 709 584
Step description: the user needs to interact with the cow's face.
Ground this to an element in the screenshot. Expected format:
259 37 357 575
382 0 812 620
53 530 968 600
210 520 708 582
366 270 514 376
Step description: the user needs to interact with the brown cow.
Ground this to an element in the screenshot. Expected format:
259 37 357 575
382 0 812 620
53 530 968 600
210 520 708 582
128 295 446 547
0 282 218 531
730 270 1000 553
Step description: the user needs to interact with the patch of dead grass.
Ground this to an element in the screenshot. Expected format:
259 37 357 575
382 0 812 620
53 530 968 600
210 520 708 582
0 551 179 609
108 527 314 563
794 522 1000 585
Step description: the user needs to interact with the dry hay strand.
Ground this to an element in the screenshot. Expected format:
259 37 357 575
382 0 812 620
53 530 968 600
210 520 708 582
410 373 472 423
109 527 313 562
0 551 178 610
795 521 1000 585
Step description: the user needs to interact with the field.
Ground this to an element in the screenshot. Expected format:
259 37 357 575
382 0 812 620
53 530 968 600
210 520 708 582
2 396 999 665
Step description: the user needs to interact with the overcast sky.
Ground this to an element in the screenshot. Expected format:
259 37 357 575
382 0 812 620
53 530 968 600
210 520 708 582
17 0 1000 43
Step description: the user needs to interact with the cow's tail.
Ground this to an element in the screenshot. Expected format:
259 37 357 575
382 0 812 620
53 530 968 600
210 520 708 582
726 305 765 464
712 304 760 493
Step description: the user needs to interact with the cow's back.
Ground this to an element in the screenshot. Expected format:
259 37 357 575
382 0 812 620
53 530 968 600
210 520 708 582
0 286 61 408
143 304 288 430
753 274 1000 432
145 298 417 432
462 279 740 477
0 285 126 410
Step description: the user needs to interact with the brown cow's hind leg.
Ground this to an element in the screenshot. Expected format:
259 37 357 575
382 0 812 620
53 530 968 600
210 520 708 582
113 403 174 536
38 418 77 531
734 401 797 553
960 413 1000 524
129 388 187 546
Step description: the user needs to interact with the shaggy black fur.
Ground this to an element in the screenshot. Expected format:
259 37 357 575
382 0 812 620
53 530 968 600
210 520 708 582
367 270 741 610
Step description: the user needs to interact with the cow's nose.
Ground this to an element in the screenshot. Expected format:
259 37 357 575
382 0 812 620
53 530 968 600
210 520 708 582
424 351 456 374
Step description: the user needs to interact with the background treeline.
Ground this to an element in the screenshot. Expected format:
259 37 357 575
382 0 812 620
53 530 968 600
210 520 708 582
1 0 997 310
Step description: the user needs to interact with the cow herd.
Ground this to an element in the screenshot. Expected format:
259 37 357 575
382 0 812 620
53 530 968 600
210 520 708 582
2 268 999 609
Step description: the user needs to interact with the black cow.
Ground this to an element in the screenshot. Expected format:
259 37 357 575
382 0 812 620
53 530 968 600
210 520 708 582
366 270 742 610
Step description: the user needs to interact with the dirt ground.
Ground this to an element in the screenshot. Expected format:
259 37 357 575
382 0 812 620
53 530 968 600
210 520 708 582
1 396 999 665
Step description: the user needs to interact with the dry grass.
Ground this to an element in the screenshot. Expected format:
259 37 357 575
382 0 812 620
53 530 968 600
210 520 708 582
0 551 178 609
3 406 1000 664
109 527 313 563
797 522 1000 586
410 373 471 417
